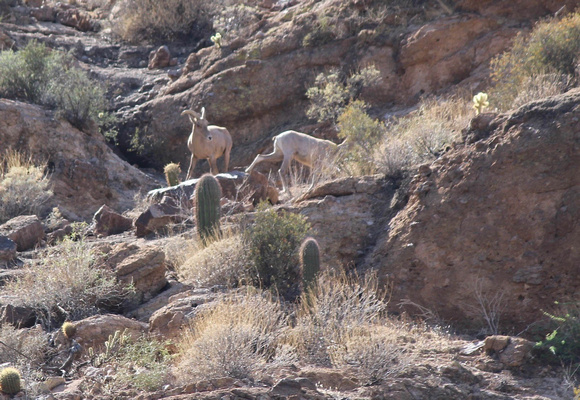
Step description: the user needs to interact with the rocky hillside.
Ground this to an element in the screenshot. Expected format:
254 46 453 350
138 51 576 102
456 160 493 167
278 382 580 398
1 0 580 399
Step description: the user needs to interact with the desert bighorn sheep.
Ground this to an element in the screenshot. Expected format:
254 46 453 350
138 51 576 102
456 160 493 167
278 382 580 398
182 107 233 180
245 130 349 193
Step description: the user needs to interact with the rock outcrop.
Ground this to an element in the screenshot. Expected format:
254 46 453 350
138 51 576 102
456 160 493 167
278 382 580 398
368 89 580 331
0 100 158 220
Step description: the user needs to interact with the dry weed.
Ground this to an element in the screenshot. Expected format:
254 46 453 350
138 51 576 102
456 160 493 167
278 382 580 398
174 290 286 382
511 73 571 109
0 149 52 223
376 95 472 175
175 230 250 288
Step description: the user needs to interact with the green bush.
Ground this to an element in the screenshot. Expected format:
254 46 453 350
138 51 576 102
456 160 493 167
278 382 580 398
337 100 385 175
491 13 580 110
535 302 580 364
306 66 381 123
0 41 108 131
245 204 310 299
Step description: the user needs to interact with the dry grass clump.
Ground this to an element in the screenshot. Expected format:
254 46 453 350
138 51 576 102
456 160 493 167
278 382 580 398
376 95 472 175
176 231 250 288
0 325 48 369
174 290 286 382
289 271 387 367
0 149 52 224
1 236 128 326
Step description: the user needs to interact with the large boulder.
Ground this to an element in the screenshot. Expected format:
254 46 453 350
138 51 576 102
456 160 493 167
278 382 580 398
73 314 148 351
0 100 158 220
368 89 580 332
134 197 189 238
0 215 45 251
93 204 133 236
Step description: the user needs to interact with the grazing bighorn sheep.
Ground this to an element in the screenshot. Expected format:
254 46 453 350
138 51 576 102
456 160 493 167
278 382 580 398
245 130 349 193
182 107 233 180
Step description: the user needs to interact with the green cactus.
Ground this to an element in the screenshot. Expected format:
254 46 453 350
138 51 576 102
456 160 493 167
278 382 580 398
62 321 77 339
300 237 321 288
194 174 222 243
163 163 181 187
0 367 21 395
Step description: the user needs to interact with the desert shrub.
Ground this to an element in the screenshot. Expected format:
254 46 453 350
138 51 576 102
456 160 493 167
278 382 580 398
302 16 337 47
306 65 381 123
289 271 387 366
491 13 580 110
376 95 472 175
0 325 48 369
535 302 580 365
0 150 52 224
174 290 286 382
245 203 310 298
113 0 214 43
337 100 385 175
109 335 172 392
328 325 408 385
176 232 251 288
0 236 130 327
0 41 108 130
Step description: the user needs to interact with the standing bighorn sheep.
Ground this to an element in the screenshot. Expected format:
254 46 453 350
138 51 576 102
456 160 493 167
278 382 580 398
245 130 349 193
182 107 233 180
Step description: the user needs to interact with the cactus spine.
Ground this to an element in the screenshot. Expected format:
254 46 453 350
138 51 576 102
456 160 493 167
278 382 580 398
62 321 77 339
0 367 21 395
300 237 321 288
194 174 222 243
163 163 181 187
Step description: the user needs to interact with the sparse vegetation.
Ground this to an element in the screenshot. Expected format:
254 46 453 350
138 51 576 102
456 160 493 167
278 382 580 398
245 203 310 298
306 65 381 123
175 290 286 382
376 94 472 175
0 149 52 224
0 236 131 327
491 13 580 110
536 301 580 365
0 41 108 131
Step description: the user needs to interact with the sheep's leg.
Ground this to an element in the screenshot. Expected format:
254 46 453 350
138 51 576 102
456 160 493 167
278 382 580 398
278 156 291 194
223 145 231 173
186 155 198 180
245 149 284 173
209 157 219 175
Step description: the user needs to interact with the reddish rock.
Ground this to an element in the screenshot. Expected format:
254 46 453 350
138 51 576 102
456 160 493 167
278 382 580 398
57 8 97 31
74 314 147 352
0 29 14 50
30 5 56 21
148 45 172 69
93 204 133 236
134 197 189 238
369 90 580 331
0 215 45 251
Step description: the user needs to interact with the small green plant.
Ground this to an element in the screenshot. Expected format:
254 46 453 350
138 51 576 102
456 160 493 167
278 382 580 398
300 237 321 289
210 32 222 48
472 92 489 115
194 174 222 244
535 301 580 364
302 16 336 48
306 65 381 123
62 321 77 339
245 203 310 299
0 367 21 395
89 329 130 367
337 100 384 174
491 12 580 110
163 163 181 187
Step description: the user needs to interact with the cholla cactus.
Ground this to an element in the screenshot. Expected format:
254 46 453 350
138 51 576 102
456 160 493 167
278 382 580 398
211 32 223 48
473 92 489 115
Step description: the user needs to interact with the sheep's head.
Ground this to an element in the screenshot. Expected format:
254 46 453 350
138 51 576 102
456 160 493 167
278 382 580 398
182 107 212 140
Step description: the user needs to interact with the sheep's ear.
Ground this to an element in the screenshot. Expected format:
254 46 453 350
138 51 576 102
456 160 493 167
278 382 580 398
200 107 206 120
182 110 199 124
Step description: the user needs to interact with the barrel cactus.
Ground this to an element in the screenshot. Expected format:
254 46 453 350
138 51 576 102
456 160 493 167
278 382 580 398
0 367 21 395
194 174 222 243
62 321 77 339
163 163 181 187
300 237 321 288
